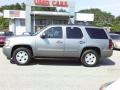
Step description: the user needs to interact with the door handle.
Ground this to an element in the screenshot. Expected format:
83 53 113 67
56 41 63 44
80 41 85 44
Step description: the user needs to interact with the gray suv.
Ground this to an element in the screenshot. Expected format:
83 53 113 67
3 25 113 67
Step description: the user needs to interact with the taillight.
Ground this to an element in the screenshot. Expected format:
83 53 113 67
109 39 113 49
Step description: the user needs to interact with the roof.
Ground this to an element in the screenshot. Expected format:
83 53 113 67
45 24 105 29
4 10 74 19
31 11 74 16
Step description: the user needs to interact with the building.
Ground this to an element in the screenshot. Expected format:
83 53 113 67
3 0 94 35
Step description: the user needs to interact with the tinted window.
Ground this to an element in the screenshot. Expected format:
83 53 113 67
5 32 14 36
0 31 14 36
44 27 62 38
110 35 120 40
86 28 108 39
110 32 120 35
66 27 83 39
20 19 25 26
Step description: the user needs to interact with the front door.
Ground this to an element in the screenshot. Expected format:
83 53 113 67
36 26 64 57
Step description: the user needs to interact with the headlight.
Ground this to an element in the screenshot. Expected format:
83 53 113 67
5 40 10 46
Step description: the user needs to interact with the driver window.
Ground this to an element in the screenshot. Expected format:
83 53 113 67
44 27 62 38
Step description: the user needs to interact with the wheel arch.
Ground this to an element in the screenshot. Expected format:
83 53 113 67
11 45 33 58
80 47 101 58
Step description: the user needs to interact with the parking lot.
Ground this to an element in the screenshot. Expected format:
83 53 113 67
0 48 120 90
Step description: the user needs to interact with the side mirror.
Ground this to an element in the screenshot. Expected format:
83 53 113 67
41 33 47 39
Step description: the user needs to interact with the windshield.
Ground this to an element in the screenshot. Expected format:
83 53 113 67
32 26 47 36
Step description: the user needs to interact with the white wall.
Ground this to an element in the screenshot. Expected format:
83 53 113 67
9 19 26 35
15 19 26 35
76 13 94 21
9 19 14 32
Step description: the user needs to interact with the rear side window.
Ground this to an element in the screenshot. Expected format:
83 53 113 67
86 28 108 39
66 27 83 39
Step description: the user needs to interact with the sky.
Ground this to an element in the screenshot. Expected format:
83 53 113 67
0 0 120 16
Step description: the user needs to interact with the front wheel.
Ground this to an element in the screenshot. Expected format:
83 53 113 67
13 47 32 65
81 50 99 67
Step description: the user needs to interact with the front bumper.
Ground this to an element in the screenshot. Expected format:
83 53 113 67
3 46 12 59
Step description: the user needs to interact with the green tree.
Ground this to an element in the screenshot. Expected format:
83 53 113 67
111 16 120 31
0 3 24 29
0 3 22 12
0 17 9 29
21 3 26 10
16 3 22 10
113 16 120 25
79 8 115 27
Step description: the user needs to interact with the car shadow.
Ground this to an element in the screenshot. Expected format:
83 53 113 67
114 49 120 51
28 58 115 67
98 58 115 66
0 45 3 48
30 58 81 66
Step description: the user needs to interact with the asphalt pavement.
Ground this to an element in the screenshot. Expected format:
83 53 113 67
0 48 120 90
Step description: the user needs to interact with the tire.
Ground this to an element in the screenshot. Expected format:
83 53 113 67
10 58 16 64
81 50 99 67
13 47 32 65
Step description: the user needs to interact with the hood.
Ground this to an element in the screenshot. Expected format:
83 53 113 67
8 35 33 40
6 35 36 46
7 35 34 42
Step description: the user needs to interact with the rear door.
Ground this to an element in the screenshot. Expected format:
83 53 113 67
64 26 86 57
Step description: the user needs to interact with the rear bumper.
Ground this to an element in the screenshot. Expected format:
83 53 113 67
101 49 113 57
3 46 12 59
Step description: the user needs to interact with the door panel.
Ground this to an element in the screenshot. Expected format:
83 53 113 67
36 27 64 57
64 27 86 57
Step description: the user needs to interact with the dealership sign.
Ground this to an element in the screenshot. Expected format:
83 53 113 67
34 0 68 7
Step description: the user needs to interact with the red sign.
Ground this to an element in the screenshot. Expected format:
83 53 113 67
34 0 68 7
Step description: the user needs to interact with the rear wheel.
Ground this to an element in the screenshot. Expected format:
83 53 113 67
13 47 32 65
81 50 99 67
